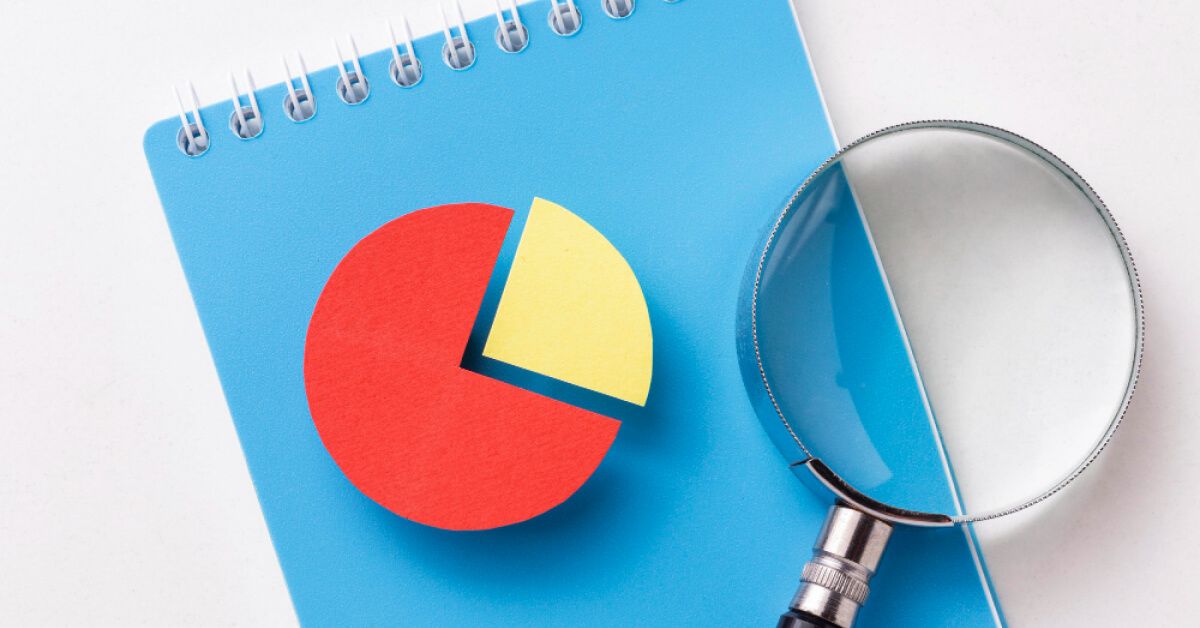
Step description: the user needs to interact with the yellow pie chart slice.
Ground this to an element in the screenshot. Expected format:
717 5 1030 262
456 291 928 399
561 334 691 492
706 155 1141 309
483 197 653 406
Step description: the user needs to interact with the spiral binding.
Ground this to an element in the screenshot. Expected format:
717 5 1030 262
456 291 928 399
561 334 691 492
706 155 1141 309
388 19 423 87
228 70 263 139
493 0 528 54
282 53 316 122
440 2 476 70
173 0 682 156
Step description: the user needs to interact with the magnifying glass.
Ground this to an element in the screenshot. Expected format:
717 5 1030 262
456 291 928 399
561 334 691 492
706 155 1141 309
737 121 1143 627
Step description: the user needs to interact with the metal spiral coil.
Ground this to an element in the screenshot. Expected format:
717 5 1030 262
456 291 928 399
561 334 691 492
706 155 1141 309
172 0 682 157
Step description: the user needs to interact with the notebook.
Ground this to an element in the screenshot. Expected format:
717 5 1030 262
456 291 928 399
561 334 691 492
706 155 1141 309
143 1 1002 624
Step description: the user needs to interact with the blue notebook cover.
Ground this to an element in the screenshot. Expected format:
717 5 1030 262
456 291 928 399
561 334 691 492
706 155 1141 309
144 1 1001 625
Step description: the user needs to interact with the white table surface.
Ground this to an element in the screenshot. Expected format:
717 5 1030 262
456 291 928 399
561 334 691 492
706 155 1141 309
1 1 1196 625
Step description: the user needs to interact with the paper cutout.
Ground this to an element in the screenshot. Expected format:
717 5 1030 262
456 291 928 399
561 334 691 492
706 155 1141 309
304 203 620 531
483 198 653 406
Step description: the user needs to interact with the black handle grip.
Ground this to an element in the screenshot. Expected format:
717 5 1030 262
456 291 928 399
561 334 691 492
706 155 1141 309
777 608 839 628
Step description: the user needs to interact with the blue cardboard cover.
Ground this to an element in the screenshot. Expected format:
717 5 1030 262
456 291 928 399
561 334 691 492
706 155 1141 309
144 1 1001 625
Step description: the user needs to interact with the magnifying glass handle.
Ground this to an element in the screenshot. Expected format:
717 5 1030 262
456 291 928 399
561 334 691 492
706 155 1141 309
777 504 893 628
777 609 842 628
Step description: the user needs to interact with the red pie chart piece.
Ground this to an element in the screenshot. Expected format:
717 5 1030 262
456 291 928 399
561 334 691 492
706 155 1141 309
304 203 620 531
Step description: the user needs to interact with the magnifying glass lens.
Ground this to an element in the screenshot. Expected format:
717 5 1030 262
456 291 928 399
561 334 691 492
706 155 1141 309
751 124 1140 520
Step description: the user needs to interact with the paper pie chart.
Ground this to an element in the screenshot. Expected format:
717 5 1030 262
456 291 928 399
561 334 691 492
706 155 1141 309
304 199 652 531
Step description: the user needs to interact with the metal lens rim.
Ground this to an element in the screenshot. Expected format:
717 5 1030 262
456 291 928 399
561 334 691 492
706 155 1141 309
749 120 1145 524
